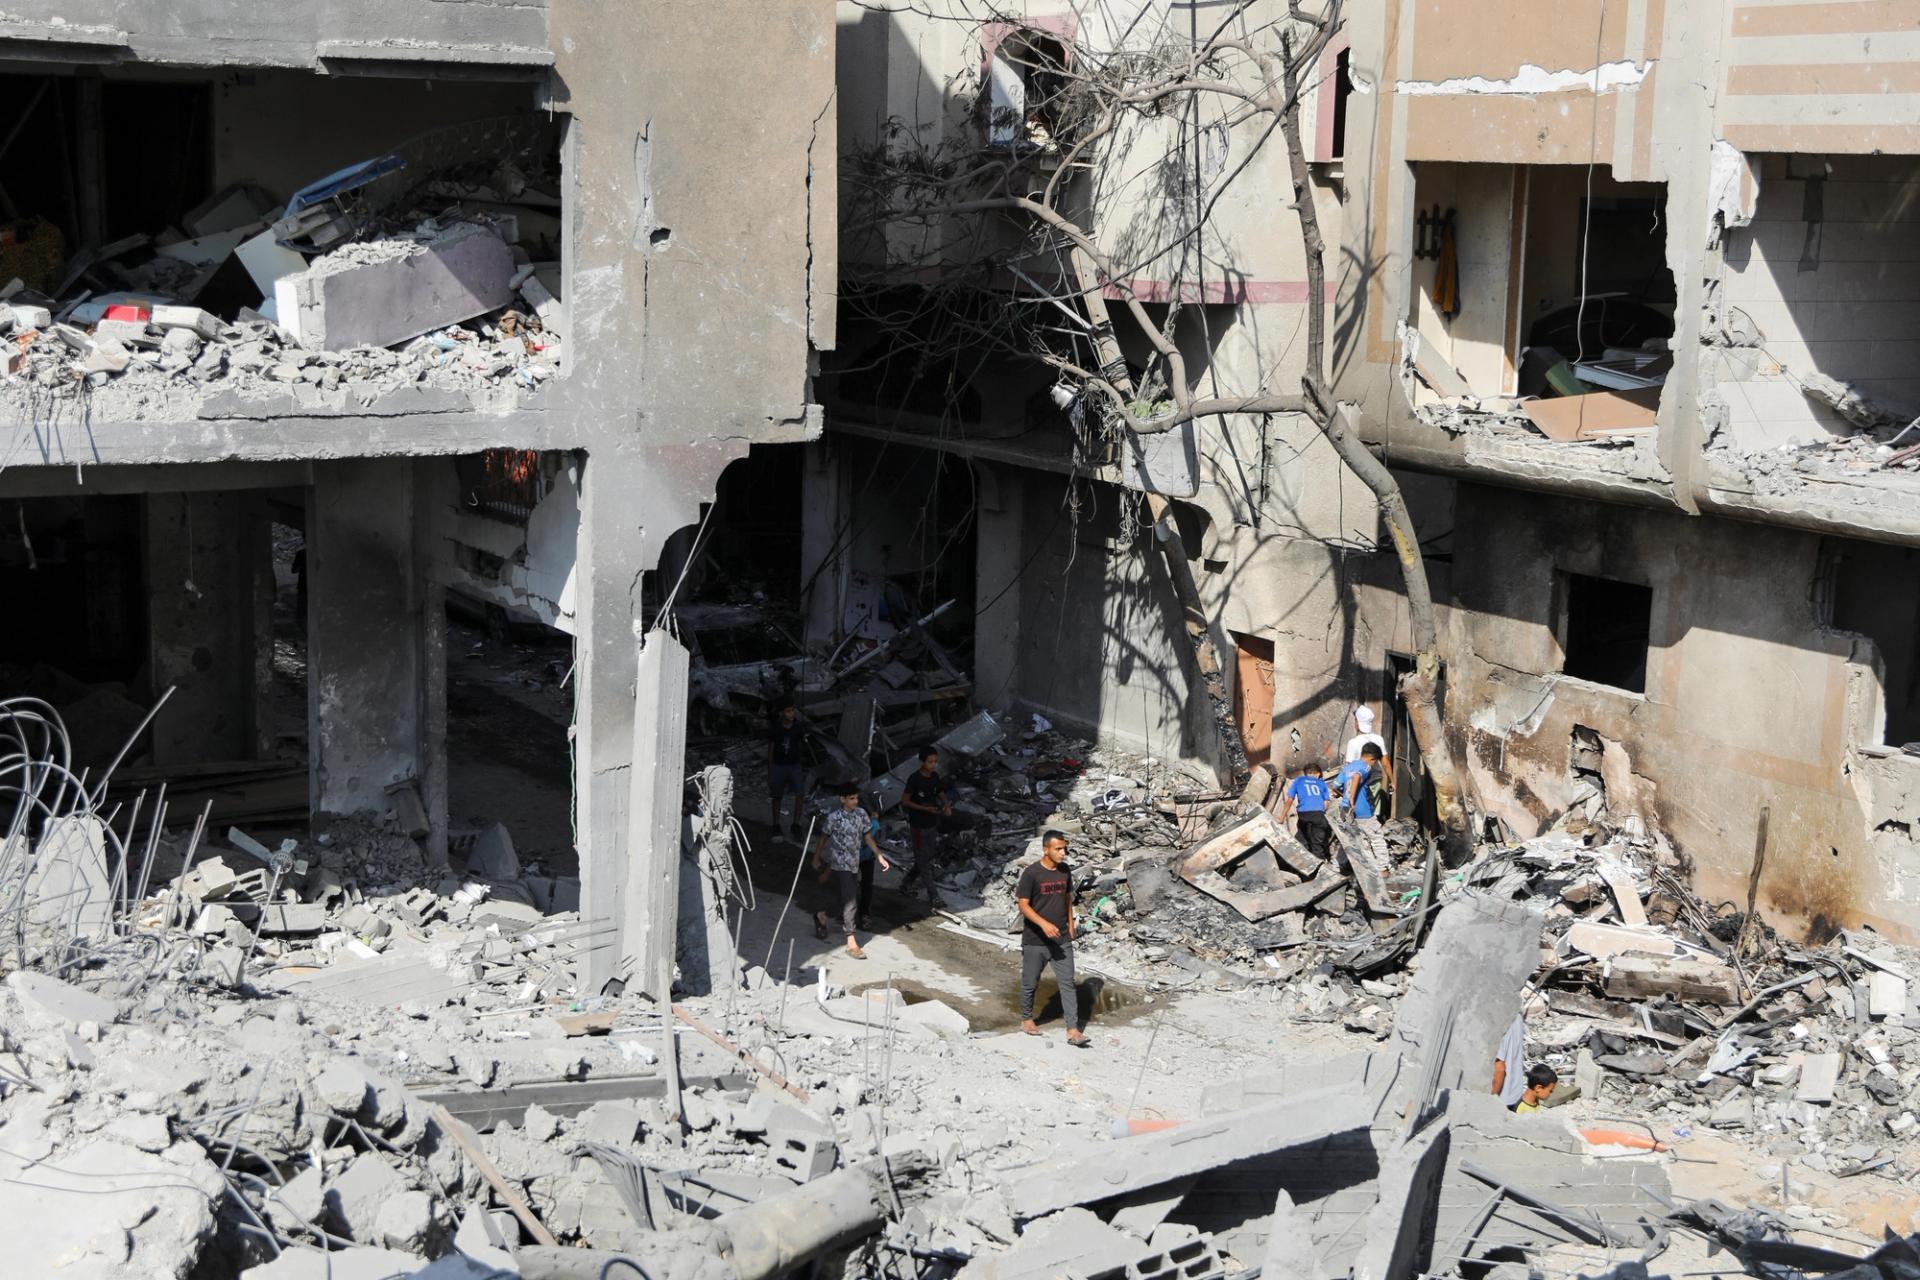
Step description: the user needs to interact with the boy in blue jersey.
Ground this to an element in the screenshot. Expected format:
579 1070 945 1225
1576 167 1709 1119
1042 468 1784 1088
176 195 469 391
1277 761 1335 859
1337 742 1389 823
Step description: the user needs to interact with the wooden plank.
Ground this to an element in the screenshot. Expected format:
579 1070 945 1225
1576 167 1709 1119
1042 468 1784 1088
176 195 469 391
551 1011 618 1037
1602 954 1741 1005
1183 867 1347 922
1595 856 1647 928
1180 813 1278 877
1327 811 1399 915
1179 810 1323 879
432 1104 561 1246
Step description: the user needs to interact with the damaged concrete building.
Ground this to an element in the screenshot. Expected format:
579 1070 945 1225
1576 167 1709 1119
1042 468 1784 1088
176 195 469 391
0 1 836 983
7 2 1920 1279
820 0 1920 943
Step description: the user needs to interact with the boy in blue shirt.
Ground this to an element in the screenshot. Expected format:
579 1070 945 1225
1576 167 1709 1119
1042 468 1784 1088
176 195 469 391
1277 762 1334 859
1337 742 1389 822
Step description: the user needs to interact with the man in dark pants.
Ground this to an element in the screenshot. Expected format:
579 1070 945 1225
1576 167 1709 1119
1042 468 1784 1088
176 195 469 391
1017 830 1090 1047
812 782 889 959
900 745 950 901
767 702 806 841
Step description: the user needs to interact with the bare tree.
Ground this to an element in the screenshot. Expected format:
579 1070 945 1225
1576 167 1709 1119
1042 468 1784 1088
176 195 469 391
843 0 1476 849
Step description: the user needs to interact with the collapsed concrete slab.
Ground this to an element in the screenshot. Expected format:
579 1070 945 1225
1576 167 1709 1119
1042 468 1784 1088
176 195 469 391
1388 890 1547 1105
997 1073 1395 1221
277 223 515 353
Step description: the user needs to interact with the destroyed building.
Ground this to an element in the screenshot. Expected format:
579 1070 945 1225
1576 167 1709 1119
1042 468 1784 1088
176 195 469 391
4 2 1920 1280
0 0 836 983
819 0 1920 945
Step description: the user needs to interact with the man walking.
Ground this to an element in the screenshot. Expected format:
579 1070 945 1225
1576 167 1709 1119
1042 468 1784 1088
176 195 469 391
812 782 890 959
1344 705 1386 763
1017 830 1090 1047
900 745 950 901
767 702 806 841
1277 761 1335 859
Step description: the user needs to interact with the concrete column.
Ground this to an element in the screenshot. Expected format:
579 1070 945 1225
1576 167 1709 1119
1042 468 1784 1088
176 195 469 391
973 462 1026 711
624 632 690 999
575 453 645 994
798 441 846 649
144 491 266 765
575 443 744 995
307 459 427 819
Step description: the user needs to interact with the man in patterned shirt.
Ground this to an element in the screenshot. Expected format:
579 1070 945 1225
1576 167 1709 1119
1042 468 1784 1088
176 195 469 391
812 781 890 958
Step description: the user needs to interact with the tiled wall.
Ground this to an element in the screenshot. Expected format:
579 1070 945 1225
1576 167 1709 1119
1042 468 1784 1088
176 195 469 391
1715 154 1920 449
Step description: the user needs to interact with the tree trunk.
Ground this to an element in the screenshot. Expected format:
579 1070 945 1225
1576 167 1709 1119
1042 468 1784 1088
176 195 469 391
1276 57 1476 860
1067 246 1253 792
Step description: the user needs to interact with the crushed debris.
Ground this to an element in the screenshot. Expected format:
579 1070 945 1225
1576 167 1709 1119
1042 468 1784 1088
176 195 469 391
0 116 563 421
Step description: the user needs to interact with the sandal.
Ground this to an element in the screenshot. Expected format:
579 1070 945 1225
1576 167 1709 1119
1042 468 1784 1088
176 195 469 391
847 943 867 959
813 912 831 940
1066 1031 1092 1048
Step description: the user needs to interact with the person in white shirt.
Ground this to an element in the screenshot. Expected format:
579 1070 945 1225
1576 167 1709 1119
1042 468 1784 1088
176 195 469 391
1344 705 1386 763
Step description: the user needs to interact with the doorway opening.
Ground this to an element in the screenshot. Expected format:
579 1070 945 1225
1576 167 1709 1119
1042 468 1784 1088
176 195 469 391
1231 631 1274 770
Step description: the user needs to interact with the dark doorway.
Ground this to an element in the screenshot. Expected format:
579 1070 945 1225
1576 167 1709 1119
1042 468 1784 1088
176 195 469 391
1384 652 1434 826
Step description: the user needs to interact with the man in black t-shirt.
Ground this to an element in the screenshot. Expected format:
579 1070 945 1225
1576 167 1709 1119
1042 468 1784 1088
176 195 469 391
900 745 949 901
767 702 807 841
1016 830 1090 1047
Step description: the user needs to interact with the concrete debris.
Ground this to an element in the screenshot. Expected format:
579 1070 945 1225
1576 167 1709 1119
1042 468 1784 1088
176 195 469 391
0 135 564 418
2 663 1916 1280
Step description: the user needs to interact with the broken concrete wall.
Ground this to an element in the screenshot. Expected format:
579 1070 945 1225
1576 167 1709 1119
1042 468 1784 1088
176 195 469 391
534 0 838 988
1371 481 1920 941
0 0 550 71
1711 154 1920 450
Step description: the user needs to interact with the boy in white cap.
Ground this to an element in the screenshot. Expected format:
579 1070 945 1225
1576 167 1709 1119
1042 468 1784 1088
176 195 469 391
1344 706 1386 763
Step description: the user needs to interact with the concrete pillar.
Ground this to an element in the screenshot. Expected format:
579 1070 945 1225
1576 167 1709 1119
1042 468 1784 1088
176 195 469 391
144 491 268 765
575 454 645 994
798 441 846 649
307 459 428 819
973 462 1026 711
576 444 744 995
421 574 449 868
624 632 690 999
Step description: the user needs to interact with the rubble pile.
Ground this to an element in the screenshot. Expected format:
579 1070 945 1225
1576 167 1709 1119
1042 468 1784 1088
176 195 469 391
6 673 1920 1280
1468 833 1920 1187
0 116 564 418
1713 427 1920 498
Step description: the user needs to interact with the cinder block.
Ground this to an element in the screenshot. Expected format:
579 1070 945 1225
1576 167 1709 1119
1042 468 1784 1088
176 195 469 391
279 223 514 352
152 305 223 340
770 1126 838 1183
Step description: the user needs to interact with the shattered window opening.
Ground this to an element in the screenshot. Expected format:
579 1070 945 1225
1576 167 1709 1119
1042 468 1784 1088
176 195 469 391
1401 163 1675 446
1822 539 1920 748
1558 571 1653 695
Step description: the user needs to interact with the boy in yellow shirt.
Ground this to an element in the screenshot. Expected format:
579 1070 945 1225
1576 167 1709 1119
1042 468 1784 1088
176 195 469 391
1512 1064 1559 1114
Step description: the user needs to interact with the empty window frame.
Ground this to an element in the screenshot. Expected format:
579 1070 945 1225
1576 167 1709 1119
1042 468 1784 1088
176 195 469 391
1559 572 1652 693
